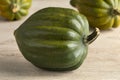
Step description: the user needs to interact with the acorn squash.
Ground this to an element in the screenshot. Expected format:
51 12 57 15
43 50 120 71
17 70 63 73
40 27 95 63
0 0 32 20
70 0 120 30
14 7 100 71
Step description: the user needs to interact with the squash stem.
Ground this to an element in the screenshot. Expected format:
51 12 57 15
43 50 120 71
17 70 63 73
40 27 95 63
11 4 20 13
86 28 100 44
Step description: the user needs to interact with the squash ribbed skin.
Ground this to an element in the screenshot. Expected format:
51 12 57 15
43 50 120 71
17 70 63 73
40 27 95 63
70 0 120 30
14 7 90 71
0 0 32 20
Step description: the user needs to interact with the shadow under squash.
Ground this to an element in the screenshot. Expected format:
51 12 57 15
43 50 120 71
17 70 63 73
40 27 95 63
0 55 71 77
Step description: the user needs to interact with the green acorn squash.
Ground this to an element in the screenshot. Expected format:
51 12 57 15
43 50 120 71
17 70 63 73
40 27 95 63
14 7 100 71
0 0 32 20
70 0 120 30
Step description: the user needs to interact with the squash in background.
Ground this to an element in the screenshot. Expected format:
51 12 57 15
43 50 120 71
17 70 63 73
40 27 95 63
70 0 120 30
14 7 100 71
0 0 32 20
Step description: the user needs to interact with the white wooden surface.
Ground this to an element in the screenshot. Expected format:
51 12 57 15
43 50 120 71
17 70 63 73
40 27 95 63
0 0 120 80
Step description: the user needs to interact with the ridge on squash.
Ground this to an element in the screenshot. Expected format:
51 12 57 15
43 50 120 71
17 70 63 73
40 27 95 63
0 0 32 20
70 0 120 30
14 7 100 71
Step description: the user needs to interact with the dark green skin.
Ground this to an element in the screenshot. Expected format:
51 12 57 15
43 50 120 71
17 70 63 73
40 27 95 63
14 7 90 71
